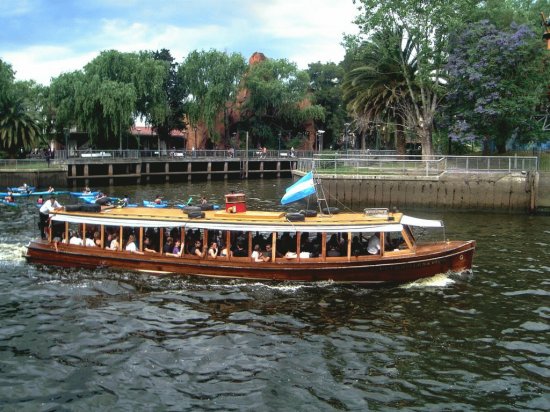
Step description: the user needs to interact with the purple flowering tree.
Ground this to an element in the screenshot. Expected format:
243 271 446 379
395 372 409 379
445 20 550 153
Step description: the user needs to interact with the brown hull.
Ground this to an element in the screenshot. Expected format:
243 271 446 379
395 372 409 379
25 240 475 284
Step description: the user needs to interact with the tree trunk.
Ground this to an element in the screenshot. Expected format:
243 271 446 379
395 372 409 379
395 118 406 155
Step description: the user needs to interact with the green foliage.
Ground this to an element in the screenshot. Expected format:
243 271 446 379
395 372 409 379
307 62 347 147
0 98 41 154
0 59 15 105
179 50 247 138
239 58 324 147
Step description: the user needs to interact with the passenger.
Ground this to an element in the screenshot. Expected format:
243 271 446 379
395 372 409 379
232 242 247 257
37 195 44 205
47 186 55 193
284 251 297 259
166 239 182 257
327 243 341 257
85 234 95 247
143 237 157 253
69 231 83 245
95 192 110 206
367 234 381 255
220 245 228 257
83 186 91 194
200 196 208 205
93 231 101 247
163 237 174 254
208 241 219 258
108 233 119 250
251 244 264 262
125 234 143 254
154 194 163 204
192 240 204 257
262 244 273 262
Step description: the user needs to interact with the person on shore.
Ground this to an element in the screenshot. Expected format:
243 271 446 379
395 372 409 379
38 196 62 239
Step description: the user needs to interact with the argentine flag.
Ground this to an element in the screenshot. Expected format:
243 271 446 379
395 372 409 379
281 172 316 205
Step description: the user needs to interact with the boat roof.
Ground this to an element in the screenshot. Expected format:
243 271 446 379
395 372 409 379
50 207 442 233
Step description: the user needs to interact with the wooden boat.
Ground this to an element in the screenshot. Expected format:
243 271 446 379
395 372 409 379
24 193 475 284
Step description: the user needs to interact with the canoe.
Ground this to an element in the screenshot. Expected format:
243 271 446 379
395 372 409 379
70 191 99 197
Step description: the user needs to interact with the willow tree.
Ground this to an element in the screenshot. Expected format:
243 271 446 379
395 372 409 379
350 0 476 155
240 58 325 149
178 50 247 144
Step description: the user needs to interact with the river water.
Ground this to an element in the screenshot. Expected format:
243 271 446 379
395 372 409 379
0 179 549 411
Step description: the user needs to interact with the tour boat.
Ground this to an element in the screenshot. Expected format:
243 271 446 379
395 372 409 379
24 191 475 284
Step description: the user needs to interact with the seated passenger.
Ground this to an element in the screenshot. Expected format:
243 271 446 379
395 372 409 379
262 244 273 262
154 194 163 204
326 244 341 257
85 236 96 247
69 231 83 245
232 242 247 257
367 234 381 255
107 234 119 250
208 242 219 258
143 237 157 253
166 239 182 257
220 245 228 257
192 240 204 257
251 244 264 262
125 234 143 253
163 237 174 254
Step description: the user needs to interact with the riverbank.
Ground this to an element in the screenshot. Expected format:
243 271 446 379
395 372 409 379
1 164 549 213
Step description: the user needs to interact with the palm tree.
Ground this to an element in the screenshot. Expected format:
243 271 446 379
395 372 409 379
343 26 417 154
0 97 42 156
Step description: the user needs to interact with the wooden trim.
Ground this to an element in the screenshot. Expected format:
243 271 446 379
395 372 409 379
271 232 276 262
347 231 351 261
159 227 164 255
203 229 208 259
100 224 104 248
296 232 301 262
139 227 144 251
119 226 123 251
380 232 385 256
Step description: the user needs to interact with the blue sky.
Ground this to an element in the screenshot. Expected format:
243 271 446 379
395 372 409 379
0 0 359 85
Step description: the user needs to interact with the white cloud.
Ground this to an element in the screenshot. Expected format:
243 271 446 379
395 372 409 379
3 0 361 84
4 46 97 85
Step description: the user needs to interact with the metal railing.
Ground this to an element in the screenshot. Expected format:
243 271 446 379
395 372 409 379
295 154 538 176
53 149 315 161
0 159 67 171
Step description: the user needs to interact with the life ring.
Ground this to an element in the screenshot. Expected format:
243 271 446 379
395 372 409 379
286 212 305 222
188 211 205 219
321 207 340 215
182 206 201 214
299 209 317 217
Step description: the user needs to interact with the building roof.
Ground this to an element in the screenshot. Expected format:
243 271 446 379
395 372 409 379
131 126 186 138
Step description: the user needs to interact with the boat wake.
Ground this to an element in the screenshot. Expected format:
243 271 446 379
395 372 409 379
0 243 27 264
400 273 456 289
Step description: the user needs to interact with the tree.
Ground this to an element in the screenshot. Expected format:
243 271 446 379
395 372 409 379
445 20 550 153
350 0 476 155
240 58 324 149
307 62 347 149
343 26 417 154
151 49 186 142
0 59 15 106
0 97 42 155
178 50 247 143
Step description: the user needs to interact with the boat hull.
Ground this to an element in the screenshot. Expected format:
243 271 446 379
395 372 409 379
25 240 475 284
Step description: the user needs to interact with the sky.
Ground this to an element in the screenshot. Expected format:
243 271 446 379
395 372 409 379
0 0 360 86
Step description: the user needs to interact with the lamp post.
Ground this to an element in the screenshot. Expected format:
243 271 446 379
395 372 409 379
317 130 325 152
63 128 69 159
344 122 350 152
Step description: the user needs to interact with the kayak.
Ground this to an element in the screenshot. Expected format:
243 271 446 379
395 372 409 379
143 200 168 208
0 199 18 207
8 186 35 193
0 191 30 198
70 191 99 197
29 190 70 196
